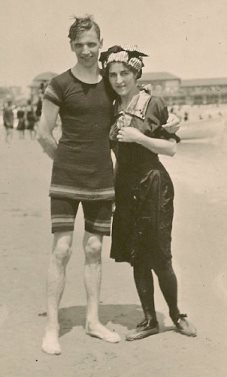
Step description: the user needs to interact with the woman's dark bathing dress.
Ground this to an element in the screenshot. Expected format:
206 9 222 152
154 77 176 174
110 90 180 269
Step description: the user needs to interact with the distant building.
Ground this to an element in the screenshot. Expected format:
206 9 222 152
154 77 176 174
139 72 181 95
0 87 13 108
29 72 57 102
181 78 227 105
139 72 227 105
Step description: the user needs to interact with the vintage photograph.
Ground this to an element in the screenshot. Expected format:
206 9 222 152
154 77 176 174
0 1 226 376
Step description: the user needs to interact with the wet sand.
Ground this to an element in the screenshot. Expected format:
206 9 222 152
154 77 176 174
0 127 227 377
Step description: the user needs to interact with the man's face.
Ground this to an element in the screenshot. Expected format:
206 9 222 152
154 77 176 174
71 27 103 68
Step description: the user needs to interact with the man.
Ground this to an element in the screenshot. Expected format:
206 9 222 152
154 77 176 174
37 16 120 355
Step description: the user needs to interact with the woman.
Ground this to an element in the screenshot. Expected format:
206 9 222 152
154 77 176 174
100 46 197 340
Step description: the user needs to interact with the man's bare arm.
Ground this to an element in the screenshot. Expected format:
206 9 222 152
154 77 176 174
37 100 59 160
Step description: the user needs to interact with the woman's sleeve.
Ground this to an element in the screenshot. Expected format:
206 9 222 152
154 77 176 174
147 97 180 143
43 77 63 107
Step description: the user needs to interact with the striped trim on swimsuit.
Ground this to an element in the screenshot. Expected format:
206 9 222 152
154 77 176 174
49 184 115 200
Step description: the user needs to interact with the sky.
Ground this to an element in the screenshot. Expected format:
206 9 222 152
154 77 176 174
0 0 227 87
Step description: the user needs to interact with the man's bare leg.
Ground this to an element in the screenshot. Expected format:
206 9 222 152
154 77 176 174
42 231 73 355
83 231 120 343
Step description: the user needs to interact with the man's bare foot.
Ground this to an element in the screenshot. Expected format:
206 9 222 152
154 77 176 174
41 329 61 355
86 322 120 343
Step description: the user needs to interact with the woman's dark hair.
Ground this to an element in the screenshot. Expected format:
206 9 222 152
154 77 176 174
131 66 143 79
68 15 101 41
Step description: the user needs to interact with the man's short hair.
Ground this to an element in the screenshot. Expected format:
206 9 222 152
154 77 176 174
68 15 101 41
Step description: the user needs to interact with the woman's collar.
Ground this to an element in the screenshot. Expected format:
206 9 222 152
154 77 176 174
114 90 151 120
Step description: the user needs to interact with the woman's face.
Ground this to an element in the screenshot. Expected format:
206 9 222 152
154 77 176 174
108 62 137 97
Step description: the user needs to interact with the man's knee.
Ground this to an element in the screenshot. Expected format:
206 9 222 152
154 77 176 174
52 236 72 263
84 235 102 264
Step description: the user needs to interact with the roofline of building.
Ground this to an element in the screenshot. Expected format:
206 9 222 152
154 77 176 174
181 78 227 87
139 72 181 81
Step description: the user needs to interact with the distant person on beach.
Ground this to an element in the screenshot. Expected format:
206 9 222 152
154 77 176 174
26 99 36 139
3 100 14 143
183 111 189 121
100 45 197 340
37 15 120 355
35 93 43 121
16 106 26 138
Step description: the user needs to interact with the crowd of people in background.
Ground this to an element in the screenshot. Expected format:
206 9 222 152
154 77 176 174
1 96 43 143
169 103 224 123
1 91 226 145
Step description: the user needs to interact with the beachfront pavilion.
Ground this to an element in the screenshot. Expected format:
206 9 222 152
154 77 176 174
139 73 227 106
29 72 57 103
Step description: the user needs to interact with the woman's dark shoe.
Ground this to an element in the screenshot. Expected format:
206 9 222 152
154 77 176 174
172 314 197 337
126 319 159 341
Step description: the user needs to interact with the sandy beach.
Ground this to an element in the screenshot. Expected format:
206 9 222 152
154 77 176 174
0 123 227 377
